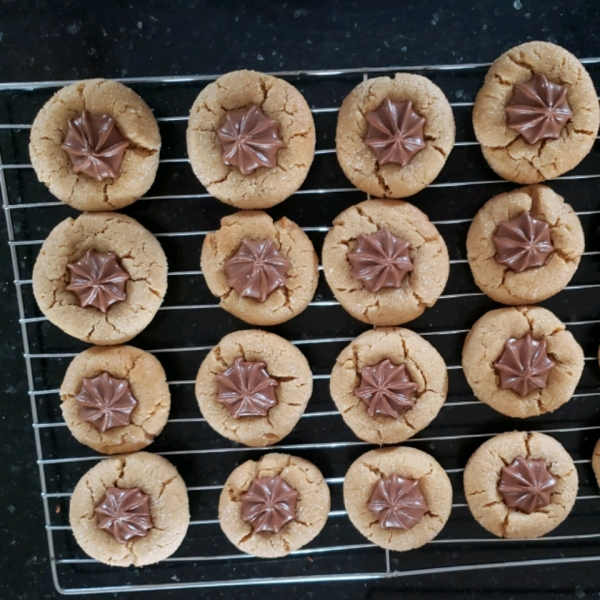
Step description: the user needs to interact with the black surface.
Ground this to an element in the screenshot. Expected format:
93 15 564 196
2 1 600 599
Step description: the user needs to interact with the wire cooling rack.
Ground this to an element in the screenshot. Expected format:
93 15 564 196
3 59 600 595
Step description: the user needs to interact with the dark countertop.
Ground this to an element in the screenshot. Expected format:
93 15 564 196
1 1 600 599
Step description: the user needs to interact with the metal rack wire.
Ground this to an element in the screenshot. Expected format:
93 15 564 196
3 59 600 595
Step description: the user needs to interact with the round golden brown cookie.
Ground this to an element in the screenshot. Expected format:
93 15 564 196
196 330 312 447
330 328 447 444
591 438 600 488
322 199 449 326
32 212 168 345
467 184 584 305
464 431 577 538
29 79 161 211
69 452 189 567
201 211 318 326
60 345 170 454
187 70 315 209
343 446 452 551
462 306 584 418
336 73 455 198
473 41 600 184
218 453 330 558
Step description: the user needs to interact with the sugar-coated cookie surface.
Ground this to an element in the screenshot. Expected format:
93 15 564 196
322 199 449 326
32 212 168 345
201 211 318 326
462 306 584 418
473 41 599 183
343 446 452 551
60 345 170 454
187 70 315 209
467 184 584 305
196 330 312 447
336 73 455 197
30 79 161 211
330 328 447 444
464 432 577 538
69 452 189 567
219 453 330 558
591 437 600 490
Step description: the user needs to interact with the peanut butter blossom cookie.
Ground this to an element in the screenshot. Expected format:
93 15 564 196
330 328 447 444
464 432 577 539
219 453 330 558
336 73 455 198
467 184 584 304
187 70 316 209
69 452 189 566
196 330 312 447
322 199 449 325
592 377 600 490
60 345 170 454
201 211 318 326
32 212 168 345
591 438 600 490
344 447 452 551
473 41 600 184
462 306 584 418
30 79 161 211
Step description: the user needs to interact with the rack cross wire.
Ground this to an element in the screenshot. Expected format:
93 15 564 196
2 59 600 595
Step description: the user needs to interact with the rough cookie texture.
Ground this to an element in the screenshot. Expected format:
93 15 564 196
473 41 600 184
201 211 318 326
330 328 447 444
591 437 600 489
32 212 168 345
219 453 330 558
196 330 312 447
30 79 161 211
336 74 455 198
322 199 449 325
462 306 584 418
467 184 584 304
187 70 316 209
60 345 170 454
344 446 452 551
69 452 189 566
464 431 577 538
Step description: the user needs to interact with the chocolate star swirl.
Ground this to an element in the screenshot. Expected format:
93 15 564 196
241 476 299 533
74 371 138 432
493 333 555 397
505 73 573 144
216 357 279 418
497 456 557 514
354 359 418 418
61 110 130 181
493 211 554 273
347 228 413 292
95 487 153 543
367 474 429 529
66 248 130 313
224 237 290 302
363 98 426 167
216 105 284 175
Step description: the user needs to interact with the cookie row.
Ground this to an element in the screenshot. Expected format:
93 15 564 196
31 184 585 344
57 308 583 459
69 432 600 565
201 186 583 328
29 42 598 213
